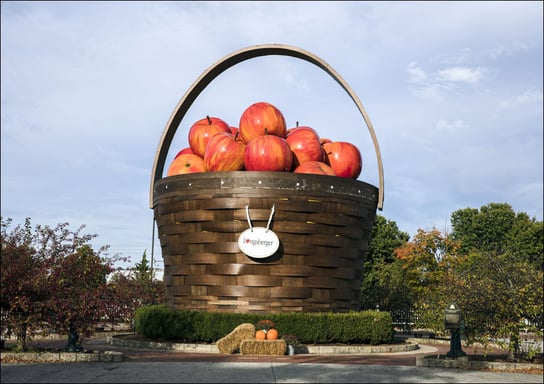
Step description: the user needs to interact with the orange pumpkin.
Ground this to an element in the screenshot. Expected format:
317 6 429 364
266 328 278 340
255 330 266 340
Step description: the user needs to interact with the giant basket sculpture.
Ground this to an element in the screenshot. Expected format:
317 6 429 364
150 44 384 313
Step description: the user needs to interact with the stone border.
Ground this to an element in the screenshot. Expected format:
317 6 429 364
416 355 543 372
108 335 220 353
304 342 419 354
108 334 419 355
1 350 123 363
410 337 543 373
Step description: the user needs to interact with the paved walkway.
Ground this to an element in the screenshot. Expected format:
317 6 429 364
2 336 543 383
2 360 543 383
1 335 454 365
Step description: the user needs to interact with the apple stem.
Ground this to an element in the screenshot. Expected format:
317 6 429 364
296 121 299 127
264 127 268 135
206 115 212 125
234 131 240 141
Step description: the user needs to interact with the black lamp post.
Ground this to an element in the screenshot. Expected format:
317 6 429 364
64 325 83 352
444 302 466 358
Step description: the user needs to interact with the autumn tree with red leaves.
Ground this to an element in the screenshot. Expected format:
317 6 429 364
394 228 463 331
104 251 165 330
1 217 116 350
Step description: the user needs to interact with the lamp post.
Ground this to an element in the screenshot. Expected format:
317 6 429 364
64 325 83 352
444 302 466 358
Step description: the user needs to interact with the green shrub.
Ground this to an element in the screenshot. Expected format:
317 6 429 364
134 306 394 345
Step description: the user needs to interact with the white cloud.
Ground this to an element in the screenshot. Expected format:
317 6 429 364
435 119 470 133
498 88 544 109
437 67 485 84
406 63 487 101
485 42 531 60
407 62 428 83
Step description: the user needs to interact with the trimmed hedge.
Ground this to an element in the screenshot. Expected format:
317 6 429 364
134 305 394 345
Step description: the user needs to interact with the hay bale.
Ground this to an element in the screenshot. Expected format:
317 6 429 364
216 323 256 354
240 339 287 356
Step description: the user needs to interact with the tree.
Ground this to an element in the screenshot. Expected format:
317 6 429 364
366 215 410 265
452 202 516 254
132 249 165 307
449 202 543 359
45 245 113 351
1 217 116 350
449 251 543 361
451 202 543 269
134 249 152 282
504 213 543 270
1 218 50 350
360 215 410 314
103 272 137 328
394 228 463 332
361 259 412 314
104 251 166 329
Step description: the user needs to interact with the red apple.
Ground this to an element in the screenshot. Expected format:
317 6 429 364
167 153 207 176
322 141 362 179
204 132 246 172
239 101 286 143
294 161 336 176
319 138 332 161
244 135 293 172
286 126 325 168
174 147 194 159
319 137 333 145
188 116 231 157
286 121 304 136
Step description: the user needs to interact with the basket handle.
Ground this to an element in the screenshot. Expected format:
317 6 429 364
150 44 384 210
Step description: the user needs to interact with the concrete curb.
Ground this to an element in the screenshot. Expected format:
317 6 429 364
1 350 123 363
108 334 420 355
416 354 543 372
409 337 543 373
108 335 220 353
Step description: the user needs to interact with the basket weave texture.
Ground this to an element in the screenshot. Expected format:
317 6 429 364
154 171 378 313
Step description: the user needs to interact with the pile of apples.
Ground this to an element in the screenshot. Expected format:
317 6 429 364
167 101 362 179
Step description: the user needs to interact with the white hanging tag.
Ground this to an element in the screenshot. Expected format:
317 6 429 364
238 205 280 259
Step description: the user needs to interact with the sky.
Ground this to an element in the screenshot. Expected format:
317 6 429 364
1 1 543 271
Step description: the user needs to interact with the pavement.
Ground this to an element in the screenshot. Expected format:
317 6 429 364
1 335 543 383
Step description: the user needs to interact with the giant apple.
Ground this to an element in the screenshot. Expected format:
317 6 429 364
294 161 336 176
239 102 286 143
319 138 332 160
188 116 231 157
174 147 194 159
322 141 362 179
319 137 332 145
286 126 325 168
204 132 246 172
167 153 207 176
244 134 293 172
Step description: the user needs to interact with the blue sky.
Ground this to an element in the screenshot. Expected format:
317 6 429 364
1 1 542 269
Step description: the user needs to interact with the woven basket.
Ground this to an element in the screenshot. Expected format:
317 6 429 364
150 44 384 313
